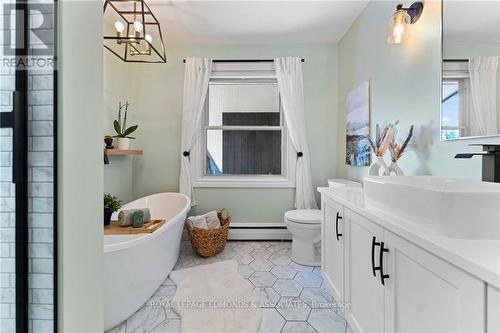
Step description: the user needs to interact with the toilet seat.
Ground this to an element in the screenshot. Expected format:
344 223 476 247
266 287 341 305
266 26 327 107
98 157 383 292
285 209 321 225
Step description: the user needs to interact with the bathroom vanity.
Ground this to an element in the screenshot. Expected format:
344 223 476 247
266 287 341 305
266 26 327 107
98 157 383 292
319 177 500 333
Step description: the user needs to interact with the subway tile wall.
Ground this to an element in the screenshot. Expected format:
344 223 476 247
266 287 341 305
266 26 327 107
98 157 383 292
0 11 17 328
28 72 54 333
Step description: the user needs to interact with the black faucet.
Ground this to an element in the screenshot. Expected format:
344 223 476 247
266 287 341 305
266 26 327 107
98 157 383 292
455 144 500 183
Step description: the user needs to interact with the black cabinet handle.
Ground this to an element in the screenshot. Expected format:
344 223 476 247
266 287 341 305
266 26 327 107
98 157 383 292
335 212 343 241
379 241 390 285
371 236 381 277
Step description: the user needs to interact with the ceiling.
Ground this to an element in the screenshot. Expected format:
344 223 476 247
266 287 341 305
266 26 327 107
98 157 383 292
106 0 370 44
443 0 500 43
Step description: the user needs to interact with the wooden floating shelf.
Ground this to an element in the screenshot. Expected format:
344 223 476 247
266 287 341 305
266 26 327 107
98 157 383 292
106 149 143 156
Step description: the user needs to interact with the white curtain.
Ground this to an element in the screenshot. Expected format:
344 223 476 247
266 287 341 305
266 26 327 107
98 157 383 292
275 57 318 209
179 57 212 206
469 56 499 136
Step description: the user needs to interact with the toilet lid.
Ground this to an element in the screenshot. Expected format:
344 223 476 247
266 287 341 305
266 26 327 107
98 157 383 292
285 209 321 224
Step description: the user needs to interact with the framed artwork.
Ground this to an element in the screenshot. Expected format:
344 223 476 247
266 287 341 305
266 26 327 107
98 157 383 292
345 81 371 166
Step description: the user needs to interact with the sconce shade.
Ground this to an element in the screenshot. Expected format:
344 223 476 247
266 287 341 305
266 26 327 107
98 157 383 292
103 0 166 63
387 7 410 44
387 1 424 44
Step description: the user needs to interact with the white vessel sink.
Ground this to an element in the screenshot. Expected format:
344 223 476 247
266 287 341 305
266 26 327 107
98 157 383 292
363 176 500 240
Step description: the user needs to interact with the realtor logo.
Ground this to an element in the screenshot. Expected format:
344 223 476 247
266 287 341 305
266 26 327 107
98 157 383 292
2 2 56 70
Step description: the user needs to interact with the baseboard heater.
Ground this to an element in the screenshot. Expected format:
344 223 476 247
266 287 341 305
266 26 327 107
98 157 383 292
182 223 292 241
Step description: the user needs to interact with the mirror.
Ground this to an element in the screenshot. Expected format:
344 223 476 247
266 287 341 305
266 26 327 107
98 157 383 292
441 0 500 140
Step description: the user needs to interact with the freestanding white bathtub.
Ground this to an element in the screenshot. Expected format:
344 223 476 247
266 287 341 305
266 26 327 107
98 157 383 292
104 192 190 331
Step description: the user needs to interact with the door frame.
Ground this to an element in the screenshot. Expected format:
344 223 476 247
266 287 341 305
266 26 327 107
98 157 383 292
14 1 29 331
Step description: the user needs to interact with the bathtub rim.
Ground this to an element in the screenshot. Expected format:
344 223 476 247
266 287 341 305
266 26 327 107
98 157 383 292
104 192 190 254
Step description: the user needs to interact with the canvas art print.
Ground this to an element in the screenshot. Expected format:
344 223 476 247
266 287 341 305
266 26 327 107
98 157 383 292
345 81 371 166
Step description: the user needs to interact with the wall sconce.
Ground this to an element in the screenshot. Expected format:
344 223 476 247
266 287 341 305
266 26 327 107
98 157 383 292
103 0 166 63
387 1 424 44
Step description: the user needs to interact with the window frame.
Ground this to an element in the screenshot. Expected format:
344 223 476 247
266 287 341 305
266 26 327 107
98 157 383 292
441 79 468 138
191 73 296 189
441 60 472 139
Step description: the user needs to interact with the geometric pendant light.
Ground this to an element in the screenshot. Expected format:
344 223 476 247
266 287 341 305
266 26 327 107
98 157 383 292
103 0 166 63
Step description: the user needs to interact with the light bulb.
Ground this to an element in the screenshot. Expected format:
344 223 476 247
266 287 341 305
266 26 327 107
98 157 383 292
386 9 409 44
114 21 125 33
145 34 153 43
133 21 143 32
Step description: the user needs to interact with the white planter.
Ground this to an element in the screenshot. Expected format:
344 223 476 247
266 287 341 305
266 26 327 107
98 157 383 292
368 155 389 176
116 138 131 150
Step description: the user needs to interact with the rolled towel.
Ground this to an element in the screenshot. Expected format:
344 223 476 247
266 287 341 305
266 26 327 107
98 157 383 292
118 208 151 227
187 215 208 229
204 210 221 229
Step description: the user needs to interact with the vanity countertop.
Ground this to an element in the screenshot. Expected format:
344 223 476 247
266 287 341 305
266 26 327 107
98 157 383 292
318 186 500 289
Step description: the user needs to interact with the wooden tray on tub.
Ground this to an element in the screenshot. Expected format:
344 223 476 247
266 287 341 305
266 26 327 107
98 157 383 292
104 219 166 235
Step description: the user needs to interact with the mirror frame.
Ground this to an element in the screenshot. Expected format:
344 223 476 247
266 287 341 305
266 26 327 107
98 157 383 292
440 0 500 141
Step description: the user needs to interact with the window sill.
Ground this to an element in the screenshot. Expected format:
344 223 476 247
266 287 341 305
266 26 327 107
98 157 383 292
193 175 295 188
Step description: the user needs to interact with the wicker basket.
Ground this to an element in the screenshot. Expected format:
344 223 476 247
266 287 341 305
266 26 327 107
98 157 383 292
186 210 231 257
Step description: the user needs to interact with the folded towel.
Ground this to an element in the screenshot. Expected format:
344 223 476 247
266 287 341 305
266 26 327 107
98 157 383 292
204 210 221 229
187 215 208 229
118 208 151 227
187 211 221 230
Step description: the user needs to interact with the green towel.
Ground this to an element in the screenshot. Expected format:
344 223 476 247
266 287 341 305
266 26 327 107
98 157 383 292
132 211 144 228
118 208 151 227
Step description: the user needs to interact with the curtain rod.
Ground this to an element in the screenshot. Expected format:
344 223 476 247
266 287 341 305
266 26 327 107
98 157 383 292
443 59 468 62
182 59 305 63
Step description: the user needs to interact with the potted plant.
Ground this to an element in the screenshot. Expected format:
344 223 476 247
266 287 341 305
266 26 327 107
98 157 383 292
104 193 121 226
113 101 138 150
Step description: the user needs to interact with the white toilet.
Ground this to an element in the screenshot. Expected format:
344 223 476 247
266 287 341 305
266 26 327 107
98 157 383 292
284 209 322 266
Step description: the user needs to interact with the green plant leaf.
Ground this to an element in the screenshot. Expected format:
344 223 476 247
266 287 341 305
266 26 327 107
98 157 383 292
113 120 122 136
123 125 138 137
104 193 121 212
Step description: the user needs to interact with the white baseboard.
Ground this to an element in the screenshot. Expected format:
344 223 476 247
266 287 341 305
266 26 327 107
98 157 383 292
182 222 292 241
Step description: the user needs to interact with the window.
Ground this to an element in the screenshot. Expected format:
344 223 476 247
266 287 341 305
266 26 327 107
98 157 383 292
191 62 295 188
441 60 471 140
441 80 462 140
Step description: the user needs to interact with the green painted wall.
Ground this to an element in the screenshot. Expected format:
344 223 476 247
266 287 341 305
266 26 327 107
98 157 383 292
336 0 500 183
103 43 135 203
104 43 338 223
58 0 104 331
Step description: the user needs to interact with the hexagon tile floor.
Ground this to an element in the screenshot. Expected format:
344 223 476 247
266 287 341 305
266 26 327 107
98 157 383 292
107 241 350 333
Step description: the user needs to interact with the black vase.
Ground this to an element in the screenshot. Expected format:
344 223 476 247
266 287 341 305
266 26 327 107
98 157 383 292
104 210 113 226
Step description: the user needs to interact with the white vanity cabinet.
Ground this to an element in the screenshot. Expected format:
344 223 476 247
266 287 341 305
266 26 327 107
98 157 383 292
321 193 488 333
487 285 500 332
321 197 345 303
344 209 384 333
383 230 484 333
